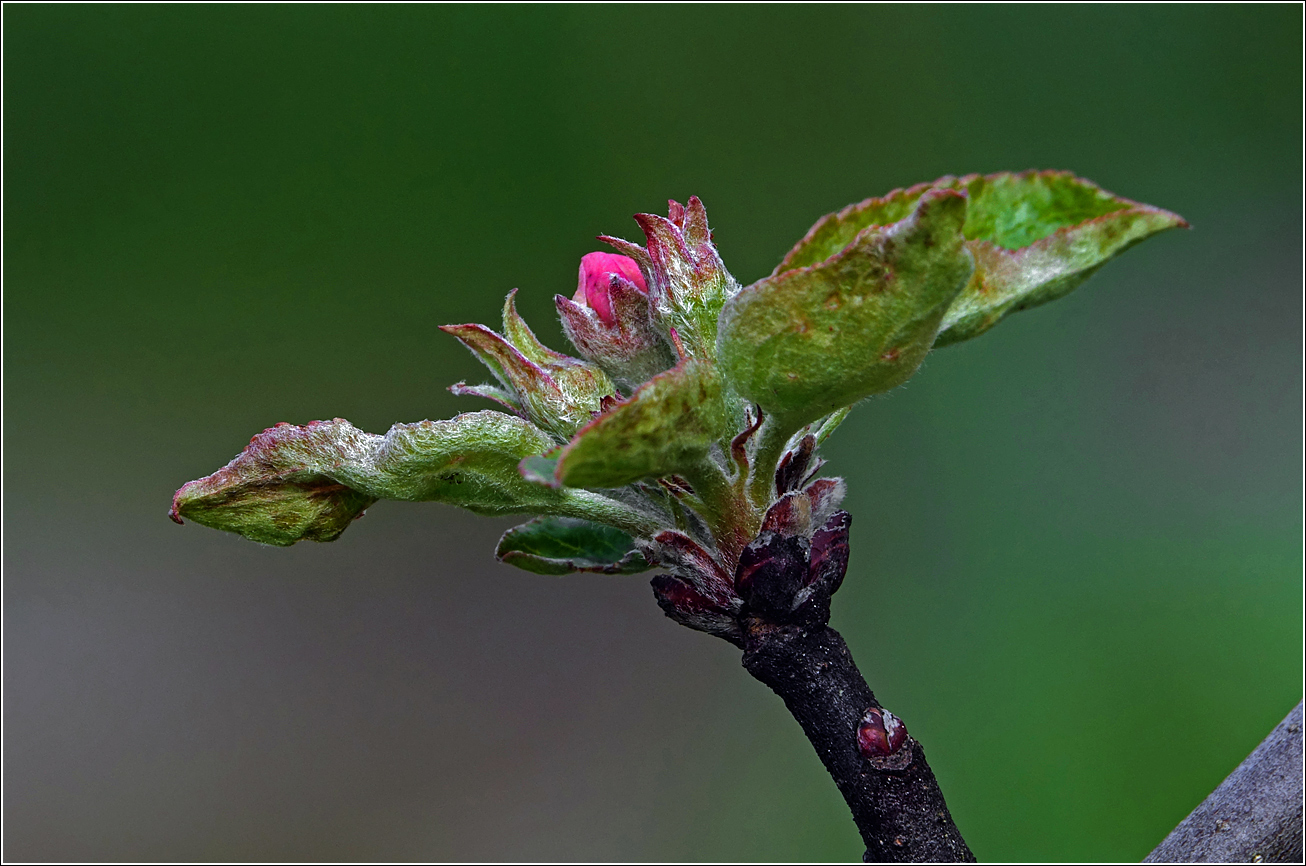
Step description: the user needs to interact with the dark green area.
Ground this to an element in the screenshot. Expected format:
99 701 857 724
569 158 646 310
496 517 649 576
5 5 1300 862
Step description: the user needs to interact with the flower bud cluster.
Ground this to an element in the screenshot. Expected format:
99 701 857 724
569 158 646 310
556 252 676 390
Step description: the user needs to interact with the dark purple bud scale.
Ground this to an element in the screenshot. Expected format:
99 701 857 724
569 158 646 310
650 575 742 645
774 434 816 495
736 532 810 619
807 510 852 596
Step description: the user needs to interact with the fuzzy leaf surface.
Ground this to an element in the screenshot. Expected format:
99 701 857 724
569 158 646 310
495 516 652 575
172 412 569 546
555 358 728 489
518 451 562 488
774 171 1186 347
718 189 972 427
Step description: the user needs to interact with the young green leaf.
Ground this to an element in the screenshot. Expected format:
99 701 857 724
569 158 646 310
773 171 1187 349
172 412 597 546
602 197 741 360
495 516 652 575
518 451 562 488
554 358 730 489
775 179 945 273
717 189 973 428
936 172 1188 345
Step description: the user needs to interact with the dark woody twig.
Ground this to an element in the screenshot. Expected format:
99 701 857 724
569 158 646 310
654 503 976 862
742 618 975 863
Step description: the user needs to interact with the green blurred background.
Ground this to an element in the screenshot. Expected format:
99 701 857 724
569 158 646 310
5 5 1300 862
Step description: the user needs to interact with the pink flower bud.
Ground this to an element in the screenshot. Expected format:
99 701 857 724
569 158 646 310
575 252 647 326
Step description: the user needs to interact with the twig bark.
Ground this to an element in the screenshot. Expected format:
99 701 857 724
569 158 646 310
740 617 975 863
661 459 1298 862
1145 700 1303 863
651 502 975 861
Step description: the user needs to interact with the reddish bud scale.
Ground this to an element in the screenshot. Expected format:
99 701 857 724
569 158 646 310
649 573 742 645
857 707 908 758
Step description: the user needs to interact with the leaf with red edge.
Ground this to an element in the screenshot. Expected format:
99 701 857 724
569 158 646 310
718 190 973 428
603 197 741 360
171 412 567 546
772 171 1187 349
495 516 651 575
937 172 1188 345
442 291 615 440
554 358 730 489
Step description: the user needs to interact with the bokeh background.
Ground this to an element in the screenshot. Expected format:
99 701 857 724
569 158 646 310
5 5 1301 862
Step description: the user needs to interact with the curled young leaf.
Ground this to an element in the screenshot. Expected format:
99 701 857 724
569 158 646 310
442 291 616 440
495 516 651 575
717 189 973 428
448 381 520 414
172 412 577 546
554 358 730 489
774 171 1187 349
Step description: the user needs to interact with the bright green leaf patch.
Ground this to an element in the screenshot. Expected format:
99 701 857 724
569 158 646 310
961 170 1130 250
496 516 652 575
718 190 973 428
555 358 730 489
935 194 1187 346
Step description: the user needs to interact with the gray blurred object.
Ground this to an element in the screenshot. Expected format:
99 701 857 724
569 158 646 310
1146 701 1303 863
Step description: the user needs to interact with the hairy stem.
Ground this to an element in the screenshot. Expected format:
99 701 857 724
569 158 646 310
556 488 666 538
682 460 757 567
748 415 799 508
